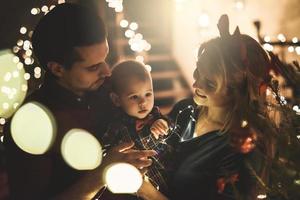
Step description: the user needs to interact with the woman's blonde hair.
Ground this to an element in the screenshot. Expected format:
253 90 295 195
195 35 272 134
194 17 277 196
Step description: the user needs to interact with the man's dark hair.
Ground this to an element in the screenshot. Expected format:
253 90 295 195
31 3 107 71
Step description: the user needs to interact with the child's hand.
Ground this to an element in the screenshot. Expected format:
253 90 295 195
150 119 169 139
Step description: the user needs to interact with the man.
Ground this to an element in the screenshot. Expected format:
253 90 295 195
4 3 155 200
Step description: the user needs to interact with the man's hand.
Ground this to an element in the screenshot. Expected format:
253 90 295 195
150 119 169 139
102 142 157 170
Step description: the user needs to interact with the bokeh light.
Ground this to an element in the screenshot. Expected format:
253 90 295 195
0 50 27 118
198 13 210 28
104 163 143 194
10 101 56 155
120 19 129 28
61 129 102 170
20 27 27 35
129 22 138 31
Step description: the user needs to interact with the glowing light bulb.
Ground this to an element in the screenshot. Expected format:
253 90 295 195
13 56 20 63
263 36 271 42
257 194 267 199
23 40 31 50
135 56 144 63
292 37 298 43
115 5 123 12
135 33 143 40
120 19 129 28
129 22 138 31
24 57 32 65
61 129 102 170
198 13 210 28
58 0 66 4
234 0 245 10
125 30 135 38
50 5 56 10
292 105 299 111
17 62 24 70
0 118 5 125
144 43 151 51
13 46 20 53
288 46 294 52
34 67 42 74
295 47 300 55
277 34 286 42
34 73 42 79
241 120 248 128
17 40 23 46
11 102 56 155
31 8 39 15
263 43 274 52
104 163 143 194
41 5 49 13
20 27 27 34
145 64 152 72
24 73 30 80
25 50 33 56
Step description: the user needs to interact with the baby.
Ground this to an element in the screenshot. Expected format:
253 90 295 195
102 60 171 195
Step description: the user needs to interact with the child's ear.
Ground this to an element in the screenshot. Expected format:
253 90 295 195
110 92 121 107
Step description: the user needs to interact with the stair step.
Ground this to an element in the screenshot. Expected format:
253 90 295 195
148 60 178 72
154 89 191 99
119 55 172 63
113 38 169 46
151 70 180 80
155 97 175 107
153 79 173 91
146 55 172 62
122 43 170 56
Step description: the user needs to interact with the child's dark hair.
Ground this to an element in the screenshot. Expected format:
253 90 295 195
31 3 107 71
110 60 150 93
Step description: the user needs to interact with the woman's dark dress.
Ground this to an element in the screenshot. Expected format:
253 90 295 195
167 99 257 200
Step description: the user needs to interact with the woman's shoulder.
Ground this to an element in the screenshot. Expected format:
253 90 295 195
174 98 195 108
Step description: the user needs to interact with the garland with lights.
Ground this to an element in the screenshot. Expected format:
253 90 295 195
5 1 300 200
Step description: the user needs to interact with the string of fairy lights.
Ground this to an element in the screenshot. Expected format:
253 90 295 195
106 0 151 52
262 34 300 55
105 0 152 71
13 1 66 81
0 1 299 128
0 0 299 197
12 0 152 85
0 1 66 132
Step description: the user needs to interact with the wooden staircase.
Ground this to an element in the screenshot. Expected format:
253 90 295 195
104 0 192 114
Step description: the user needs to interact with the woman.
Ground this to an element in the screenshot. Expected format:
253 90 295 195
137 15 275 200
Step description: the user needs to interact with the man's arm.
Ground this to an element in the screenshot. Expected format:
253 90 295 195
54 142 156 200
6 138 155 200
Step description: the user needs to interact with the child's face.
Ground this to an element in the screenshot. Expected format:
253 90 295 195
113 76 154 119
